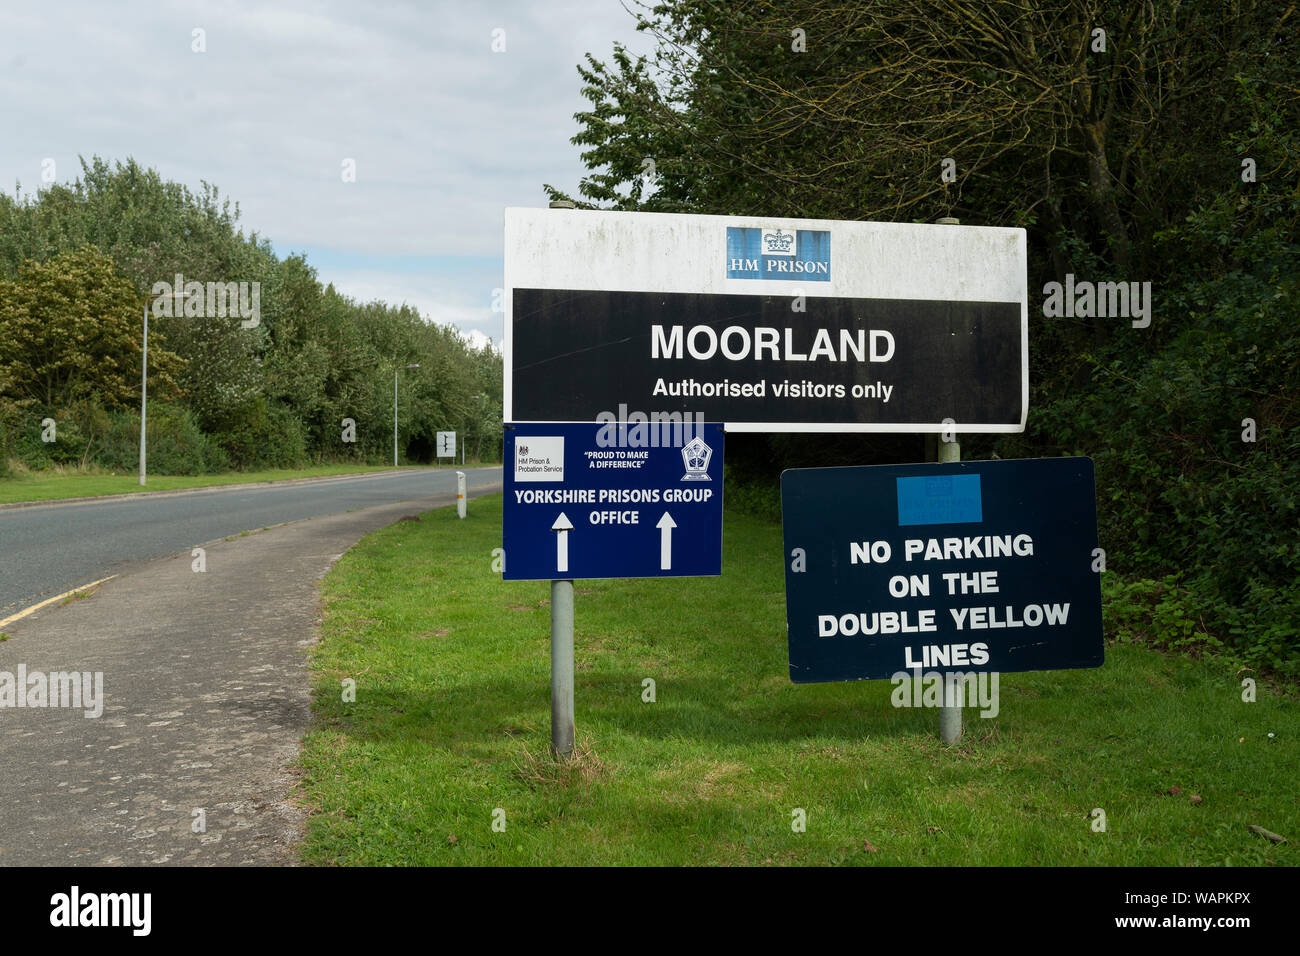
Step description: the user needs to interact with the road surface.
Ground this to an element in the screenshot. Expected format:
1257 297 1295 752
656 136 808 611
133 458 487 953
0 467 501 619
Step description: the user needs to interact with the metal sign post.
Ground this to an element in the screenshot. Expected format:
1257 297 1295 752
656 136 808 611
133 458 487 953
937 215 962 745
550 579 575 757
937 434 963 745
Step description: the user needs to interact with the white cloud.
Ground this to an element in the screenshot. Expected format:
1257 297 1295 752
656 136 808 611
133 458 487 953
462 329 497 353
0 0 659 340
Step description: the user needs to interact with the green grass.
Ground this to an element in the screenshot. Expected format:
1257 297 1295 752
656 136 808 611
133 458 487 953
298 494 1299 866
0 462 471 504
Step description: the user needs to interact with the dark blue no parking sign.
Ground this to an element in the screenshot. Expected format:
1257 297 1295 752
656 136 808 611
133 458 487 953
781 457 1103 682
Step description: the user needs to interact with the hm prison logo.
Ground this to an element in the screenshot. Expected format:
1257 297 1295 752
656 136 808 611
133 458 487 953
725 227 830 282
681 436 712 481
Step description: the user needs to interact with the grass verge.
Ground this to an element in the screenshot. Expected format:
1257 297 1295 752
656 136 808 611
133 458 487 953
298 494 1298 866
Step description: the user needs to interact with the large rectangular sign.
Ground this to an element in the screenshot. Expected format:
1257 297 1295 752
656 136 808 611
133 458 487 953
505 208 1027 433
502 422 724 581
781 458 1103 682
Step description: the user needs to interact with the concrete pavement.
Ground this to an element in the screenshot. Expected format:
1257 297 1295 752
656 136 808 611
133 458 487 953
0 482 500 865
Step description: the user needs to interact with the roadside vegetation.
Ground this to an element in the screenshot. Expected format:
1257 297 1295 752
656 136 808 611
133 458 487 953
0 158 503 480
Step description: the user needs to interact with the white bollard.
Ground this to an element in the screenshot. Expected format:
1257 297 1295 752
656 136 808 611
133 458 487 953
456 471 466 519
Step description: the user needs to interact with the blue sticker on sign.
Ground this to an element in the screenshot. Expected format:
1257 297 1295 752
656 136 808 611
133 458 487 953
896 474 982 525
725 227 830 281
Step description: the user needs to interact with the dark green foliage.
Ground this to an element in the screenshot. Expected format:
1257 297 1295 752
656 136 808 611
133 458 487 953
558 0 1300 678
1018 199 1300 678
209 396 308 470
723 471 782 523
93 403 228 476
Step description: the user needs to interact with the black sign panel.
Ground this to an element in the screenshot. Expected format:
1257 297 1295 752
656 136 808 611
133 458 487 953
781 458 1103 682
511 289 1023 430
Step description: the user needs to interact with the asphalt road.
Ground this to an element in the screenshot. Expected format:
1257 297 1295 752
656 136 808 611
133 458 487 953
0 467 502 619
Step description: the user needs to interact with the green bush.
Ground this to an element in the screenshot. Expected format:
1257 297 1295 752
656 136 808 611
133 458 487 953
23 399 114 468
1029 193 1300 680
0 400 20 476
10 406 105 468
211 396 307 470
1103 573 1224 657
1103 572 1300 683
13 414 56 468
96 403 228 475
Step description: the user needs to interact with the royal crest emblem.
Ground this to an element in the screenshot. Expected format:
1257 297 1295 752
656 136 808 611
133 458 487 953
762 228 796 256
681 436 712 481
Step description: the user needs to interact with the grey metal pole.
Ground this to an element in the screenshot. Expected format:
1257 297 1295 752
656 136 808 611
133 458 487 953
393 369 399 468
546 198 578 759
550 579 575 757
138 304 148 486
938 435 963 745
936 214 963 746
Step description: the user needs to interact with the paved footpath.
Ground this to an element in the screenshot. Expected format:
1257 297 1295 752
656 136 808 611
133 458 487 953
0 484 499 865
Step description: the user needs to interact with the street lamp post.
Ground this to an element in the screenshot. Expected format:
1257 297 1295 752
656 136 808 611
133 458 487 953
394 363 420 467
465 393 483 466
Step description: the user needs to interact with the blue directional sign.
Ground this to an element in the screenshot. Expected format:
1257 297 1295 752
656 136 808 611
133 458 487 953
503 422 724 581
781 457 1103 682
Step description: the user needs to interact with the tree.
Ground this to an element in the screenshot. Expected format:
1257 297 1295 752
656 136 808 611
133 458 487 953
550 0 1294 281
550 0 1300 674
0 157 504 470
0 247 181 411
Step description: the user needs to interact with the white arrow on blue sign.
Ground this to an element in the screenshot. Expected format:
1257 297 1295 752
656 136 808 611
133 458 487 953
552 512 573 573
656 512 676 570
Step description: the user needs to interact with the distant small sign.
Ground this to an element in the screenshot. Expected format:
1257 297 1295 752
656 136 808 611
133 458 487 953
436 431 456 458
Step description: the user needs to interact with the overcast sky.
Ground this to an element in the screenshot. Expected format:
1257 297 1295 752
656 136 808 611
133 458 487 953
2 0 660 349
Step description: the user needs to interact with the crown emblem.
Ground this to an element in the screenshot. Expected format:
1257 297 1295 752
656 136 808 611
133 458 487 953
762 229 795 254
681 436 712 481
